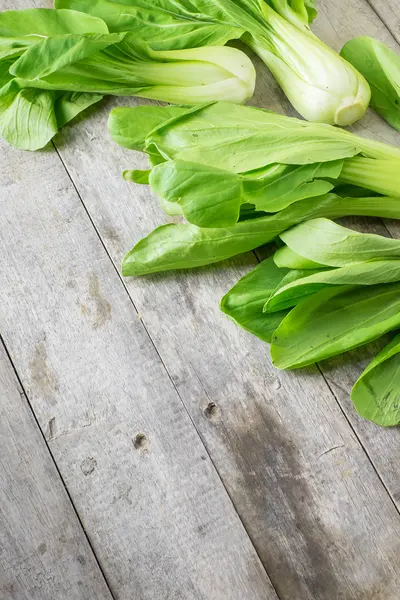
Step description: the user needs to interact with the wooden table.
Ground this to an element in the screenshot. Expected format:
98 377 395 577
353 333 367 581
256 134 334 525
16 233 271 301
1 1 400 598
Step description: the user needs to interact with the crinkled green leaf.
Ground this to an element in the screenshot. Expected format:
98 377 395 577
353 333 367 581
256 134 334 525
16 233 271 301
271 282 400 369
351 334 400 427
341 37 400 131
220 257 290 343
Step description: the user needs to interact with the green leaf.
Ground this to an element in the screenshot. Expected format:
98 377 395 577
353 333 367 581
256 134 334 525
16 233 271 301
123 169 151 184
10 32 124 80
271 282 400 369
351 334 400 427
242 160 342 211
0 8 109 63
55 0 243 49
121 192 400 275
279 218 400 267
273 245 325 269
266 259 400 313
0 83 58 151
54 90 103 128
0 81 101 150
265 0 317 28
108 105 189 151
220 257 290 343
0 8 109 37
341 37 400 131
150 160 243 227
143 102 400 172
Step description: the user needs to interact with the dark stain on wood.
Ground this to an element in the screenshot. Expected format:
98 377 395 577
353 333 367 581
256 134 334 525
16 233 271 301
225 400 343 599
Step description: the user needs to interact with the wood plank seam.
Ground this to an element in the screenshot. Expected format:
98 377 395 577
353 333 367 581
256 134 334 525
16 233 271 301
0 334 118 600
50 142 281 598
364 0 400 45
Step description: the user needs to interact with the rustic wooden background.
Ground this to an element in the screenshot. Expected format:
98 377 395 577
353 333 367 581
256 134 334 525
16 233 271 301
1 1 400 598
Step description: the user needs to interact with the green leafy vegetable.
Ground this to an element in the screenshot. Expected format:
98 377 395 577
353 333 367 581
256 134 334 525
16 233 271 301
341 36 400 131
148 159 343 227
266 259 400 313
122 193 400 275
278 218 400 267
351 334 400 427
271 282 400 369
110 103 400 173
0 8 255 150
60 0 370 125
56 0 243 49
220 257 290 343
111 103 400 228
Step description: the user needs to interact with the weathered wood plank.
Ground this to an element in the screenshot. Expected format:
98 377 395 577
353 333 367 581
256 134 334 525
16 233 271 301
0 141 276 597
47 2 400 598
0 341 113 600
3 0 400 598
366 0 400 45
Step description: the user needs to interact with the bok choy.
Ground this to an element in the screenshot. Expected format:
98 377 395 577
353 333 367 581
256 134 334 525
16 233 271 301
60 0 371 125
0 8 255 150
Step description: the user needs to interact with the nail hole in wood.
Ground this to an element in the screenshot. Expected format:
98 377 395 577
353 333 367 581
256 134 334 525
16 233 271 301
133 433 149 451
204 401 220 420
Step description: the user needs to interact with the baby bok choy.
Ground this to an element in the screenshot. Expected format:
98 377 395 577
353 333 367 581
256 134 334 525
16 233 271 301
108 102 400 275
257 218 400 370
60 0 371 125
0 8 255 150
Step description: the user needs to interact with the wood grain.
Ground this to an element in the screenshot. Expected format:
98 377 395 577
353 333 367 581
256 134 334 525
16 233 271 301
366 0 400 45
2 0 400 598
46 1 400 598
0 340 113 600
0 135 276 598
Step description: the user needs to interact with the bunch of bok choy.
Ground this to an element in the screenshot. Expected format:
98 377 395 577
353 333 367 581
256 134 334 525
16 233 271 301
0 8 255 150
222 219 400 426
107 102 400 275
59 0 371 125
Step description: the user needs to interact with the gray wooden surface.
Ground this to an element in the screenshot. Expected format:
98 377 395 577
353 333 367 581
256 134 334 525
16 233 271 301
1 0 400 599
